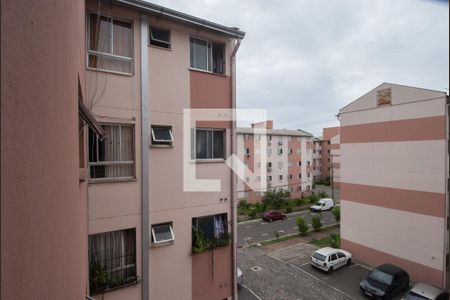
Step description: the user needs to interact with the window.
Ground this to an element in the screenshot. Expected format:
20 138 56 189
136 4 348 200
289 174 293 180
377 88 392 106
279 175 283 180
298 174 302 178
88 228 137 294
268 135 272 141
190 37 224 74
244 134 249 141
151 223 175 244
307 161 311 166
149 27 170 49
195 129 225 159
337 252 346 258
268 175 272 181
298 161 302 166
151 126 173 145
245 177 250 183
278 148 283 155
245 148 250 155
289 148 293 155
192 213 228 253
87 13 133 74
88 124 135 180
329 254 338 261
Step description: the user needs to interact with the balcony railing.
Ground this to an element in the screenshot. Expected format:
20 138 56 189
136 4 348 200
89 254 138 295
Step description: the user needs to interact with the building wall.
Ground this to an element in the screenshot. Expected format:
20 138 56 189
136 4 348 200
1 0 88 299
340 83 448 288
85 2 236 299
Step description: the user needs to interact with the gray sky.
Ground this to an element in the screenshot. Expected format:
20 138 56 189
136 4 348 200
151 0 449 136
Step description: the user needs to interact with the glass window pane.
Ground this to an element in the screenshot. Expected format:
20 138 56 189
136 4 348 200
152 224 174 242
113 20 132 58
89 14 111 53
191 38 207 70
196 130 207 159
150 27 170 48
152 127 173 142
213 130 224 158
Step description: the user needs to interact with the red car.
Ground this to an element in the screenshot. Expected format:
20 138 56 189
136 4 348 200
262 211 287 222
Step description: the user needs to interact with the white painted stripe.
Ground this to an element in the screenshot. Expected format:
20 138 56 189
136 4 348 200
341 140 446 193
341 200 445 271
341 98 446 126
240 283 263 300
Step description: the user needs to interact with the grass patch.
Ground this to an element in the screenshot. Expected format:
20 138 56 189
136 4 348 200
311 234 341 248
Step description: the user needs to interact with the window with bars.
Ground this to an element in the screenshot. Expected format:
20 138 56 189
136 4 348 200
88 228 137 294
87 13 133 74
194 128 225 160
88 124 135 180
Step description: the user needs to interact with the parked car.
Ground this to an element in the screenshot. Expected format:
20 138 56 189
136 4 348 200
401 283 449 300
360 263 409 299
310 247 352 273
310 198 334 212
237 268 243 288
262 210 286 222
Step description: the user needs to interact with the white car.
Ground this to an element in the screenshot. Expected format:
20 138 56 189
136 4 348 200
310 247 352 272
310 198 334 212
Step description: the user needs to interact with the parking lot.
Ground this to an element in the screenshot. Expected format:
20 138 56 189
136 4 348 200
238 240 408 300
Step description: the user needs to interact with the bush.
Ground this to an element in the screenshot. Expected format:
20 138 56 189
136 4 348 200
318 191 328 199
329 233 340 248
285 202 293 213
307 193 320 204
332 206 340 223
296 217 309 236
248 209 257 219
254 202 263 212
238 199 249 209
311 214 323 231
294 197 305 206
262 189 290 209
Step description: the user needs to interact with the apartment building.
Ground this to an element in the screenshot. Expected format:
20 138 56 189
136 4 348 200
236 121 314 203
1 0 94 299
84 1 244 300
312 137 323 181
340 83 449 288
318 127 340 185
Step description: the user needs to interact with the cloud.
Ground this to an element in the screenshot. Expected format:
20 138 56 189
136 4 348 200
150 0 449 136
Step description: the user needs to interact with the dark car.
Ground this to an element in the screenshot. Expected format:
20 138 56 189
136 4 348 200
360 263 409 299
262 211 286 222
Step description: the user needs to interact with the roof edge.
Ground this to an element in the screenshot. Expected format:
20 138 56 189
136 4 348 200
114 0 245 38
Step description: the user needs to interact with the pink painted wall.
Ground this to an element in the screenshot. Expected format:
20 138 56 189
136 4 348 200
1 0 88 299
192 246 233 300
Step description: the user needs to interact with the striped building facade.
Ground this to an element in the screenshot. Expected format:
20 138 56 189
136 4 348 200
340 83 449 288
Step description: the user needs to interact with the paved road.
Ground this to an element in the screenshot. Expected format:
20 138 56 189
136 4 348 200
237 210 337 247
238 284 261 300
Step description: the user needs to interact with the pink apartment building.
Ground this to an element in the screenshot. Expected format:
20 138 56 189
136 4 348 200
319 126 340 188
340 83 449 288
1 0 96 299
236 121 314 203
84 1 244 300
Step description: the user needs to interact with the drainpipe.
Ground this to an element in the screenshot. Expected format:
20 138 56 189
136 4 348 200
230 37 241 300
140 13 150 300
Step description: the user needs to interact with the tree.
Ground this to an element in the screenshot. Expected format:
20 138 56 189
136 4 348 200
311 214 323 231
262 189 290 209
296 217 308 236
332 206 340 223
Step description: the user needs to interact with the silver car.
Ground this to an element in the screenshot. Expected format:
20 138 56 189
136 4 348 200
401 283 448 300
